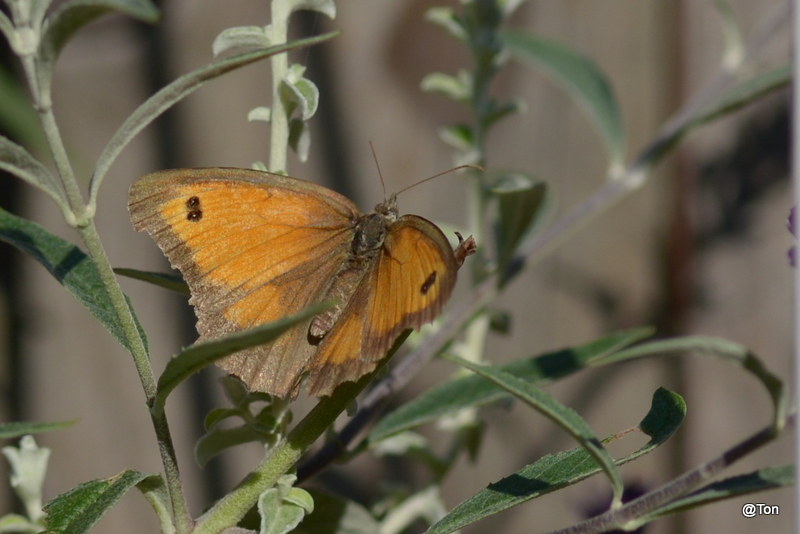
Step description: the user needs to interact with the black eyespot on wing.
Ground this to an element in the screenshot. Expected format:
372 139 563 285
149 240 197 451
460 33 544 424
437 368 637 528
421 271 437 294
186 196 201 209
186 196 203 222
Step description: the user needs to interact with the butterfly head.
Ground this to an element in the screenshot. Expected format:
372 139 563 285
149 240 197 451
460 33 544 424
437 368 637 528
373 193 399 223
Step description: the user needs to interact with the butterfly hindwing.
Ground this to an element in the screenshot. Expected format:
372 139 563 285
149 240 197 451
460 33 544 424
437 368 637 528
305 215 457 396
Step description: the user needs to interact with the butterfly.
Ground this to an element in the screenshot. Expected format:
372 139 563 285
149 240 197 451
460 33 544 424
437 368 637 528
128 167 475 399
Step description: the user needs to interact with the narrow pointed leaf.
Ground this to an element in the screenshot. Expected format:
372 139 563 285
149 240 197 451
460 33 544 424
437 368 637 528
370 327 654 442
426 388 685 534
593 335 786 430
195 425 267 468
90 32 338 203
637 65 790 170
502 30 624 168
0 420 76 439
0 207 148 354
491 172 551 281
636 465 792 525
212 26 270 57
43 470 153 534
152 301 333 416
442 353 624 505
38 0 160 94
0 134 64 207
114 267 189 296
135 475 173 534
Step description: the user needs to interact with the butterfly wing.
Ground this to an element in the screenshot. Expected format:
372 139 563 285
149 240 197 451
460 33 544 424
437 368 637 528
305 215 458 396
129 168 359 398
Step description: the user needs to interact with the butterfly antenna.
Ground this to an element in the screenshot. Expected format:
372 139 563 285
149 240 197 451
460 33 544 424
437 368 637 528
396 164 484 196
370 141 388 201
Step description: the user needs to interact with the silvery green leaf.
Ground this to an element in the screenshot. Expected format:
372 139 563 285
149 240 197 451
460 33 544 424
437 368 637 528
259 477 314 534
251 161 268 171
247 106 271 123
2 436 49 523
213 26 270 57
283 64 319 120
0 134 66 210
421 70 472 103
0 12 19 54
373 431 428 457
288 118 310 162
0 513 39 533
286 0 336 19
284 488 314 513
438 124 473 152
713 0 744 71
425 7 465 42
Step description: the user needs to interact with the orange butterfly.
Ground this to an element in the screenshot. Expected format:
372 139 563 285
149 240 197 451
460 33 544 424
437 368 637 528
129 168 474 398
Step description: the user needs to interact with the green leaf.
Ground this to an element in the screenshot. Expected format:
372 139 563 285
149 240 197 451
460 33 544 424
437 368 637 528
426 388 685 534
442 353 624 506
195 424 269 468
113 267 189 296
259 476 314 534
0 420 76 439
502 30 624 170
635 65 791 171
713 0 744 71
43 469 152 534
134 475 173 534
295 489 379 534
437 124 473 152
151 301 333 416
212 26 270 57
281 64 319 122
420 70 472 104
638 465 793 524
594 335 787 430
0 513 39 533
370 327 654 442
425 7 465 42
37 0 160 97
288 118 311 162
0 134 65 210
248 106 272 123
490 172 551 281
0 207 148 355
90 31 338 205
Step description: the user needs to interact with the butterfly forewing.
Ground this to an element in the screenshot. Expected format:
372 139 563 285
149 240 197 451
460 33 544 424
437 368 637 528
129 168 360 397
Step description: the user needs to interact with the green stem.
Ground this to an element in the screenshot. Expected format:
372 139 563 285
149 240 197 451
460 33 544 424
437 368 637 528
78 223 193 533
21 46 193 534
192 377 369 534
268 0 290 173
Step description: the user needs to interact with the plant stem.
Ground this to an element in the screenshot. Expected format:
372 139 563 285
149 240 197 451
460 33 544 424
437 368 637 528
543 415 789 534
268 0 290 173
192 374 373 534
21 44 194 534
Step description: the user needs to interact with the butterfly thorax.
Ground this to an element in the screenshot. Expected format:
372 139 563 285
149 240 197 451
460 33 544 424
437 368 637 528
308 199 397 342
